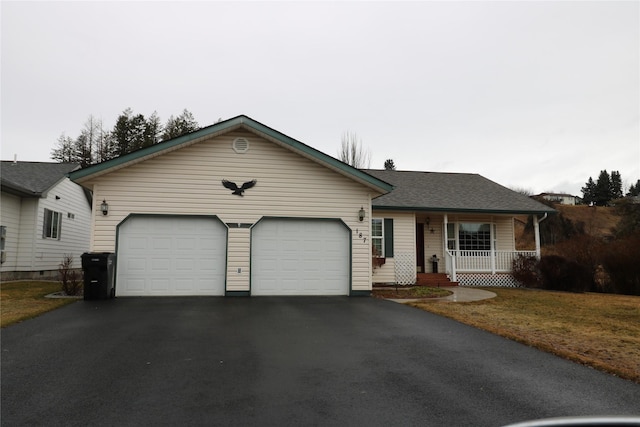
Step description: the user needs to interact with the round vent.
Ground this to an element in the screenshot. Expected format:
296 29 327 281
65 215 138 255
232 137 249 153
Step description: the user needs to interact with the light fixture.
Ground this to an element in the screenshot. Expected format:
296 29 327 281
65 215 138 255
100 199 109 216
358 206 366 222
425 217 430 227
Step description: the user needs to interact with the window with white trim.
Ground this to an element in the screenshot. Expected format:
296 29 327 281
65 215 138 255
447 222 495 251
43 209 62 239
458 223 491 251
371 218 384 257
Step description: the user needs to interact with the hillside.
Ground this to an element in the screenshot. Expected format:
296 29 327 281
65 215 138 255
515 204 621 250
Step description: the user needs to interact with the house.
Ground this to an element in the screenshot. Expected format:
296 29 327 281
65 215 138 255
1 161 92 280
366 170 555 287
69 115 554 296
537 192 577 205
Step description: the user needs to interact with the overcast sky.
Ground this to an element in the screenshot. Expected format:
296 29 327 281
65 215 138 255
2 1 638 196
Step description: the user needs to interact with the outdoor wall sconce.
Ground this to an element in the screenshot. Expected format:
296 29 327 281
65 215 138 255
100 199 109 216
358 206 366 222
425 217 434 233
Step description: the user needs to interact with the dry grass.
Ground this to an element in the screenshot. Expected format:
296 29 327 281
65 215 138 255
409 288 640 383
372 286 453 299
1 281 77 328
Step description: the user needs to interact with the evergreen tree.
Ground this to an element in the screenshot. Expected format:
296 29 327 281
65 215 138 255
50 133 77 163
384 159 396 170
581 177 596 204
144 111 163 147
610 170 623 199
626 179 640 197
594 170 612 206
162 109 199 140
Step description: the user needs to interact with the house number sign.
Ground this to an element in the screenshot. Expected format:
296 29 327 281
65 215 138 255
355 228 367 243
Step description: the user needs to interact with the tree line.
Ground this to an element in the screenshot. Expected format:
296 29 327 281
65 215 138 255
51 109 200 167
581 170 640 206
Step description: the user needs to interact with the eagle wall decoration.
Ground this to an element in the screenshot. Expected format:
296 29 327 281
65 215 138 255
222 179 257 196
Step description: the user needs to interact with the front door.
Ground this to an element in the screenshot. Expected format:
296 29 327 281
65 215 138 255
416 223 425 273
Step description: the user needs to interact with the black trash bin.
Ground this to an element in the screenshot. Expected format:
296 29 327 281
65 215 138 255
81 252 116 300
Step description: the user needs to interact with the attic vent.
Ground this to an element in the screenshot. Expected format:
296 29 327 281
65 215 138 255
232 137 250 154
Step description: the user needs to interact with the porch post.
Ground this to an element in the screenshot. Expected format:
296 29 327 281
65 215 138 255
444 214 456 282
533 215 541 259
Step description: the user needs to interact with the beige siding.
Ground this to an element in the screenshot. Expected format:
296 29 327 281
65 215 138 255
227 227 249 291
82 131 375 291
371 211 415 284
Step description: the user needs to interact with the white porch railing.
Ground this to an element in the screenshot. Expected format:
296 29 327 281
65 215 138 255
444 250 537 280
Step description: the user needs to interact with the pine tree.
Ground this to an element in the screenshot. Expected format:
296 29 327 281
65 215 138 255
627 179 640 197
161 109 199 141
610 170 623 200
594 170 612 206
581 177 596 204
384 159 396 170
50 133 77 163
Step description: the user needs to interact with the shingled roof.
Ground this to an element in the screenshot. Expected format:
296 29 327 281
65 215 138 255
364 169 555 215
1 161 80 197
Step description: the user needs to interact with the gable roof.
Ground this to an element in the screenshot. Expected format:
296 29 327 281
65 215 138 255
365 169 556 215
68 115 393 194
1 161 80 197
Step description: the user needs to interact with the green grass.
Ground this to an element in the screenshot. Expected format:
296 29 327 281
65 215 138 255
1 281 77 328
409 288 640 383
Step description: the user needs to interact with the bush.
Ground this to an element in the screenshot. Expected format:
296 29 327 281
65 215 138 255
600 232 640 296
537 255 592 293
511 254 539 287
58 255 82 296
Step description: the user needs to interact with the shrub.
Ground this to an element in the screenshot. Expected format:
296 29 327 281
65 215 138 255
58 255 82 296
537 255 592 293
511 254 539 287
600 232 640 296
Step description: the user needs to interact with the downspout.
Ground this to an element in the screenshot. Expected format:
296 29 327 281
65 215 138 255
533 213 548 259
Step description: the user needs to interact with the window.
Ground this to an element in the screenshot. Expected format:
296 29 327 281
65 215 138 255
43 209 62 239
447 223 456 250
458 223 491 251
371 218 394 258
372 218 384 257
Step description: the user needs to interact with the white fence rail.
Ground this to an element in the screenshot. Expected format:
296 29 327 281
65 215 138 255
445 250 537 275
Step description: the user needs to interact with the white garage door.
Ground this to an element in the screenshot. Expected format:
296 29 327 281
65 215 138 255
251 219 350 296
116 216 227 296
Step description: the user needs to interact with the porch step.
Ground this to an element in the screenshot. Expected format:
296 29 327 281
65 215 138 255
415 273 458 287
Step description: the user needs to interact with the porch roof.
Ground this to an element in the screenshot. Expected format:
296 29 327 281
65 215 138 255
364 169 556 215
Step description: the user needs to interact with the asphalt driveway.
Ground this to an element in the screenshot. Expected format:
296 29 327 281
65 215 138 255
2 297 638 426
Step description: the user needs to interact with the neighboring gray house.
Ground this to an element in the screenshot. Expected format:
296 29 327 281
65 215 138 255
0 161 92 280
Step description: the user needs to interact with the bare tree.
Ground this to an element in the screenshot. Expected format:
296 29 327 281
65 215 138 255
338 132 371 168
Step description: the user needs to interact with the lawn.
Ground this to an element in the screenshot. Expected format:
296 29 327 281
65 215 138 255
1 281 78 328
409 288 640 383
372 286 453 299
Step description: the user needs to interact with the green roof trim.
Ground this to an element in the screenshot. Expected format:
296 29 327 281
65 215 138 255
372 205 555 215
68 115 393 193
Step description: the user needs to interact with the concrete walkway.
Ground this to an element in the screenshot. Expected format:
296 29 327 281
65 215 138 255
387 286 497 303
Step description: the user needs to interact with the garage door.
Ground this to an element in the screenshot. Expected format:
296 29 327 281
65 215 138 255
251 219 349 295
116 216 227 296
